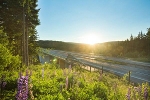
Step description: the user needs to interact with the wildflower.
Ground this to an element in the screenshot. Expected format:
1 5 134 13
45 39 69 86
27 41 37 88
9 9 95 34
29 90 34 100
42 68 44 78
113 83 117 93
0 75 6 92
132 87 137 100
29 83 34 100
16 75 28 100
65 76 68 90
2 82 7 88
126 87 131 100
134 87 138 92
137 86 142 95
144 87 148 100
28 70 34 100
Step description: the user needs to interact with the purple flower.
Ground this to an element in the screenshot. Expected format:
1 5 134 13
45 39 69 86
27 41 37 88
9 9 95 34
144 87 148 100
138 86 142 92
16 75 29 100
126 88 131 100
2 82 7 88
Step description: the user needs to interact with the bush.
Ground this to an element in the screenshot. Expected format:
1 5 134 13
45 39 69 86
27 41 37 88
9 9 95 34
0 44 21 72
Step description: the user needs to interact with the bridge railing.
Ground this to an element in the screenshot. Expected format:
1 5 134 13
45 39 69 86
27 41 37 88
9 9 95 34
41 49 150 84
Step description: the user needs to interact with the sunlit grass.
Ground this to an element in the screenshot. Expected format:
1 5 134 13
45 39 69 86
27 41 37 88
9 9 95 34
0 63 149 100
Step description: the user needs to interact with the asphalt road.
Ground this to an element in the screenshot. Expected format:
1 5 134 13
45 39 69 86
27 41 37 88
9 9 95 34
43 49 150 84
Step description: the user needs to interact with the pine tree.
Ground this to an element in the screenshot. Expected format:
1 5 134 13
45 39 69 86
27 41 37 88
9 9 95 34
0 0 40 65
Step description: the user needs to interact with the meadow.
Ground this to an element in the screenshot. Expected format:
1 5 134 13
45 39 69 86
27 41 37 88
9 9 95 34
0 63 149 100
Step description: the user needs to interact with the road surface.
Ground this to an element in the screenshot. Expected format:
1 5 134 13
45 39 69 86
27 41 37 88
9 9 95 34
42 49 150 84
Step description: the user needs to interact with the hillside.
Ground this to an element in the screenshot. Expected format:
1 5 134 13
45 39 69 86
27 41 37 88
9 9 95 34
1 63 150 99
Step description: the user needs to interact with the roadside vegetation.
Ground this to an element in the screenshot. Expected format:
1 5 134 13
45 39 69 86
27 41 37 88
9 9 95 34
0 63 150 100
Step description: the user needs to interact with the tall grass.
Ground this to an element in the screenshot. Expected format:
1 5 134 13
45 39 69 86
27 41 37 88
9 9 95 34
0 63 149 100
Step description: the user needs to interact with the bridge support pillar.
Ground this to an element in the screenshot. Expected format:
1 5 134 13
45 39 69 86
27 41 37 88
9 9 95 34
58 59 66 69
90 66 91 72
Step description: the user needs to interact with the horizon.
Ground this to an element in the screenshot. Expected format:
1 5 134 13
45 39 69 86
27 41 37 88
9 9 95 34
38 39 123 45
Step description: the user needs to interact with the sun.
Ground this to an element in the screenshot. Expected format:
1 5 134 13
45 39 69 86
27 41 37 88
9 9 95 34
82 34 99 45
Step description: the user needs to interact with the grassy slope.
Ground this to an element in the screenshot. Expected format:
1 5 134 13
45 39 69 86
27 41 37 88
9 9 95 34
1 64 150 100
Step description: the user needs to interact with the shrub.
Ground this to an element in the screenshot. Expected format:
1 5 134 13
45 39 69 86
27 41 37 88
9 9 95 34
0 44 21 72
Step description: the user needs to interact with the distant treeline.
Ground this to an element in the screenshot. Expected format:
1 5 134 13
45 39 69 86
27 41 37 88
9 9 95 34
37 28 150 59
37 41 93 53
98 28 150 58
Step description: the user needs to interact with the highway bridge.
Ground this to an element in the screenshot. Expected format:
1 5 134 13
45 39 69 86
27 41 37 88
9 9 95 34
39 49 150 84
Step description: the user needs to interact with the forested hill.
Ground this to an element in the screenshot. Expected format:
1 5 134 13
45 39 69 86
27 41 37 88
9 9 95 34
37 40 94 53
37 28 150 61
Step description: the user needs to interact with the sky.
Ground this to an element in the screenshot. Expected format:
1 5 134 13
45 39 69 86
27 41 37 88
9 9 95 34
36 0 150 44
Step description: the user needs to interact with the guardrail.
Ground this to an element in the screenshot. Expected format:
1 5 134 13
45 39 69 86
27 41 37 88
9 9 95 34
41 49 150 84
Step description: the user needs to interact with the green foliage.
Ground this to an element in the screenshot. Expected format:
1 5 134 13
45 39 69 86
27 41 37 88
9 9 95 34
1 64 150 100
0 44 11 70
0 28 8 46
0 44 21 71
0 0 40 64
93 82 108 99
